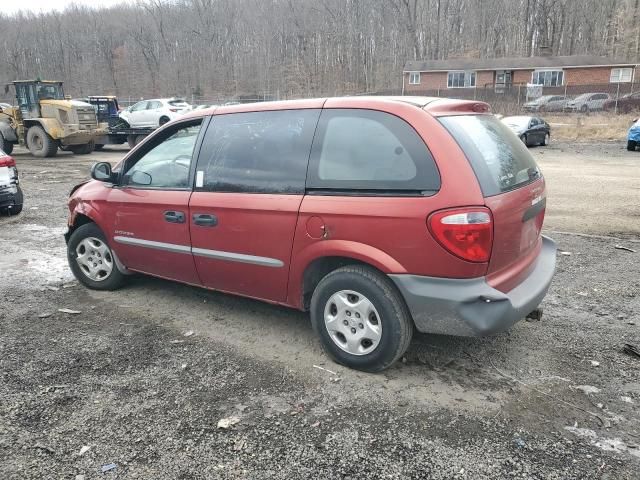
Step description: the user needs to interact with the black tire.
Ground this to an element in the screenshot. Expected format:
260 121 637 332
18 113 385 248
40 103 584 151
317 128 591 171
159 116 170 126
0 132 13 154
628 140 637 152
310 265 413 372
94 144 104 151
520 134 528 146
68 141 95 155
541 133 550 146
67 222 126 290
27 125 58 157
580 104 589 113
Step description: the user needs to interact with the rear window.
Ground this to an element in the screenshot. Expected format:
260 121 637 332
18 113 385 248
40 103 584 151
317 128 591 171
439 115 541 196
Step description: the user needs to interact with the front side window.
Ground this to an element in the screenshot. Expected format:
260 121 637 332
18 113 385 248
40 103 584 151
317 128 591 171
448 71 476 88
196 109 320 194
123 120 202 189
409 72 421 85
532 70 564 87
307 109 440 193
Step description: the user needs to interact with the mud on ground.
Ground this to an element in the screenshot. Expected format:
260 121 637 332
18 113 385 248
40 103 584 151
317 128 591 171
0 143 639 479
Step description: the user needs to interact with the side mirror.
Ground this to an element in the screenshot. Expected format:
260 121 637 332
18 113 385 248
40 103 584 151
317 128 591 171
91 162 114 182
130 170 152 186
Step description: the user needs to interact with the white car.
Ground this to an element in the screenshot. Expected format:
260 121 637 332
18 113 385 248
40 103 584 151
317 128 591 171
119 98 191 128
564 93 611 113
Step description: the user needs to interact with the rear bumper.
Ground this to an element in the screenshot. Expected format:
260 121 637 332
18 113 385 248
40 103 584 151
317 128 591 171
0 185 23 209
390 236 557 336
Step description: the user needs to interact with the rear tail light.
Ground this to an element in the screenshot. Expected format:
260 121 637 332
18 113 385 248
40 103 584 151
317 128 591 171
428 208 493 263
0 155 16 167
169 108 179 112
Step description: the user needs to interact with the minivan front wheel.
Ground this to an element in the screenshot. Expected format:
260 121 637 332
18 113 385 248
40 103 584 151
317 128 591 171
67 223 126 290
310 265 413 372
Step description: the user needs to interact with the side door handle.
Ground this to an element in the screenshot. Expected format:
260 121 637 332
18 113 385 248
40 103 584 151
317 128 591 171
193 213 218 227
164 210 185 224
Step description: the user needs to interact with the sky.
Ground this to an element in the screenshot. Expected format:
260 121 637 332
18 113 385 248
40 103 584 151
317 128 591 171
2 0 133 15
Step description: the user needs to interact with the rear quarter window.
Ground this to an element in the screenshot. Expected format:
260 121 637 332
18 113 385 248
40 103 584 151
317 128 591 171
306 109 440 194
439 115 541 196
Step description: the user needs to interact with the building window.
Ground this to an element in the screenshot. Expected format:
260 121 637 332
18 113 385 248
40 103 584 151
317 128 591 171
447 71 476 88
409 72 421 85
610 68 633 83
532 70 564 87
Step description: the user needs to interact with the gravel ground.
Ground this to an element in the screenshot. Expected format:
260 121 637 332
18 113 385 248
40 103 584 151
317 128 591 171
0 143 639 479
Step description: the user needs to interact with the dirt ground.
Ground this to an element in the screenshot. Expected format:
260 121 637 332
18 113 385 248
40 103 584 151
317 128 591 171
0 142 639 479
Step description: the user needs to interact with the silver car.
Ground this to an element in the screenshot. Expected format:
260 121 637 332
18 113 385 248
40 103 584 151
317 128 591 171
564 93 611 113
523 95 569 113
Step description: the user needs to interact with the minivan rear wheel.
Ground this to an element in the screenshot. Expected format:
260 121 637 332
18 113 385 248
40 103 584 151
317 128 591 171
310 265 413 372
67 223 126 290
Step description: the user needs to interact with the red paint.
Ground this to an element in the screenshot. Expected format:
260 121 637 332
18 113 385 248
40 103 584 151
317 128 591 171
188 192 303 302
108 188 200 284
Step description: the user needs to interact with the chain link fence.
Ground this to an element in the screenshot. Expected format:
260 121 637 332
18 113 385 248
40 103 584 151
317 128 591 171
397 82 640 115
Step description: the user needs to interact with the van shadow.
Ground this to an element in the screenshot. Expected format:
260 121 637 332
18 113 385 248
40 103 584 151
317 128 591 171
115 274 516 402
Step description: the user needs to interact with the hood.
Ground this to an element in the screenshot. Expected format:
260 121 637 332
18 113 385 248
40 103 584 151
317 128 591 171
40 99 94 111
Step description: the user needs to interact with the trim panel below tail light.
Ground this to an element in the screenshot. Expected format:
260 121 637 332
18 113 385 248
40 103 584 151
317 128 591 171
428 207 493 263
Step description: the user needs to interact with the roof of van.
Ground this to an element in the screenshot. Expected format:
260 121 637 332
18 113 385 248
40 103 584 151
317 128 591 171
181 96 490 120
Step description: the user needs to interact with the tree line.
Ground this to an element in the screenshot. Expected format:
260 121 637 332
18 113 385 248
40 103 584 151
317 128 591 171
0 0 638 102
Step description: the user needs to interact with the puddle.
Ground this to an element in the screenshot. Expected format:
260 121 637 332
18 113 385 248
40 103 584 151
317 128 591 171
0 247 73 288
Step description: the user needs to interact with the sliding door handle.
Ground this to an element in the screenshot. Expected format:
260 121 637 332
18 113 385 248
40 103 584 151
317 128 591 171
164 210 185 223
193 213 218 227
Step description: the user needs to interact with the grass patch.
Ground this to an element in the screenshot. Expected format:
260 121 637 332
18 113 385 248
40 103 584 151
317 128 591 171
544 113 637 142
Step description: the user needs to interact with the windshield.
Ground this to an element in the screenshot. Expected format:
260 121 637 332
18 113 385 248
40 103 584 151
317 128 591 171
530 96 551 104
439 115 541 196
168 100 190 108
502 116 530 129
36 83 64 100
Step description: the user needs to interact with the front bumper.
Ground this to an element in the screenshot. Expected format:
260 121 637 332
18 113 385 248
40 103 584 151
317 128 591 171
61 127 108 146
390 236 557 336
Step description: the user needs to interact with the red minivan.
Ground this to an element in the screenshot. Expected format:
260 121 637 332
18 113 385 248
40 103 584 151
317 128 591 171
65 97 556 372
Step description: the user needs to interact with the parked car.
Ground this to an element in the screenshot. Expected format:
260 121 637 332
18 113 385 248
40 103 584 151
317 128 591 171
564 93 611 113
627 118 640 151
0 147 23 215
523 95 569 113
502 116 551 147
119 98 191 128
65 97 556 372
603 92 640 113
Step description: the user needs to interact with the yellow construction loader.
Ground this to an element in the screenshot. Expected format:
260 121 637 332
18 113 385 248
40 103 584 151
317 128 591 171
0 80 106 157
